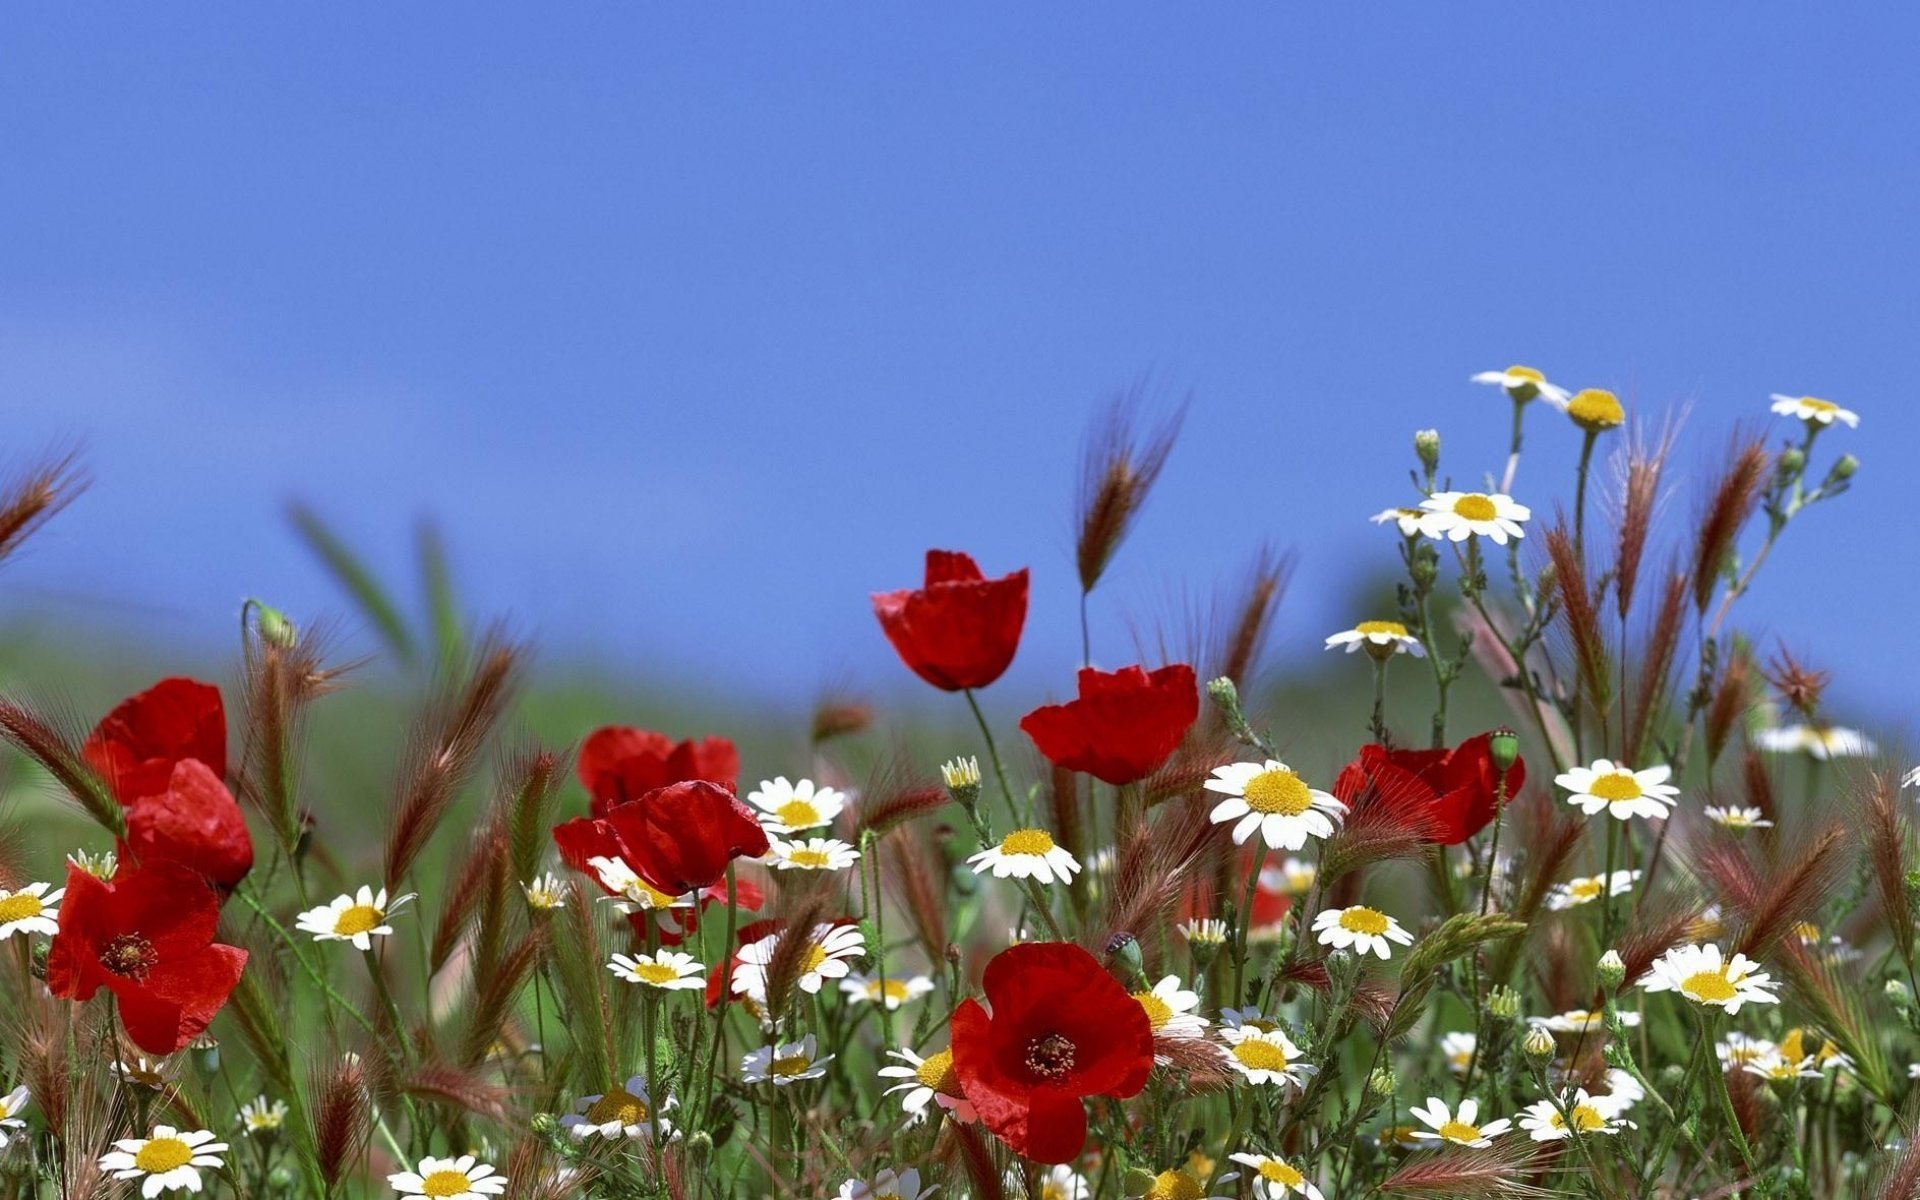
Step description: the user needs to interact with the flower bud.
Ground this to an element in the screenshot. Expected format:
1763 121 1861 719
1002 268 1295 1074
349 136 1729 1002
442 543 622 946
1523 1026 1555 1061
1414 428 1441 472
190 1035 220 1076
529 1112 559 1137
1487 727 1520 774
1776 446 1807 479
1207 675 1243 717
1597 950 1626 990
1368 1066 1397 1098
940 757 982 811
1566 388 1625 432
1826 453 1859 484
1488 985 1521 1020
685 1131 713 1171
251 600 298 648
1887 979 1911 1010
1122 1169 1158 1198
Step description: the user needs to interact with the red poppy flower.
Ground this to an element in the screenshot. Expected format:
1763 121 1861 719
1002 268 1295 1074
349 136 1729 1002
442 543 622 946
121 760 255 890
950 941 1154 1164
554 779 770 897
1019 664 1198 785
81 677 227 802
578 726 740 818
1332 732 1526 845
873 550 1029 692
46 859 248 1055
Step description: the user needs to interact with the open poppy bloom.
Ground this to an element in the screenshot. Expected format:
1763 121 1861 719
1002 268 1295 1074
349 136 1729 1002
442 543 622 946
1019 664 1198 785
81 679 252 890
46 859 248 1055
873 550 1029 692
1332 732 1525 845
554 779 770 897
950 941 1153 1163
578 726 740 818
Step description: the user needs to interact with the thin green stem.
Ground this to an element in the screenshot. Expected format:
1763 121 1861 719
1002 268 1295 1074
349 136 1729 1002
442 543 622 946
963 688 1022 829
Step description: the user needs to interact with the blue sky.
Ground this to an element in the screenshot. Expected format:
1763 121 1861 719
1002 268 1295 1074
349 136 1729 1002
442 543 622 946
2 7 1914 728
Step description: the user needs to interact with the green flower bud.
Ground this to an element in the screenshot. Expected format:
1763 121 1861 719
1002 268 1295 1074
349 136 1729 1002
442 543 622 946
1487 728 1520 774
252 601 298 648
1523 1026 1555 1061
1105 932 1145 985
685 1131 713 1171
1597 950 1626 990
1777 446 1807 479
1207 675 1243 717
1826 453 1859 484
1487 985 1521 1020
1414 428 1441 472
1368 1066 1397 1098
1886 979 1911 1009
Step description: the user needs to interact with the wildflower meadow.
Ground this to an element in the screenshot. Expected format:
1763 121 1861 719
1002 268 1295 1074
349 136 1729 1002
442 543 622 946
2 377 1915 1200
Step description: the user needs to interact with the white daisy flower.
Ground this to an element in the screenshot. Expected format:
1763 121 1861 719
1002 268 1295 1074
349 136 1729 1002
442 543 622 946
1704 806 1772 831
237 1096 287 1136
1638 943 1780 1014
520 873 566 910
740 1035 832 1086
388 1154 507 1199
1473 366 1572 407
1754 724 1876 760
99 1127 228 1197
1518 1090 1628 1141
1440 1031 1477 1076
967 828 1080 885
1555 759 1679 822
1230 1151 1321 1200
1179 917 1230 946
839 972 935 1010
1908 1062 1920 1080
559 1075 674 1140
0 882 62 940
1598 1068 1644 1114
587 856 695 917
1417 491 1531 545
1324 620 1425 659
1530 1009 1641 1035
1133 975 1207 1039
766 836 861 872
113 1058 170 1091
1902 765 1920 790
1313 905 1415 960
1205 761 1346 851
837 1168 934 1200
1718 1032 1777 1070
1022 1164 1092 1200
878 1046 976 1124
746 776 846 834
1546 869 1641 911
732 923 866 1002
0 1085 29 1150
1220 1026 1316 1089
295 886 414 951
1408 1096 1513 1147
608 950 705 991
1371 506 1426 536
1769 394 1859 428
1744 1054 1823 1083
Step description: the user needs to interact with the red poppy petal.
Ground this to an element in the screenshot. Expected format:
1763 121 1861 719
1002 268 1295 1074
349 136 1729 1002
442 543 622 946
45 865 115 1001
122 760 254 889
82 677 227 801
951 999 1034 1150
924 549 985 586
115 859 225 962
1019 1088 1092 1165
115 944 248 1055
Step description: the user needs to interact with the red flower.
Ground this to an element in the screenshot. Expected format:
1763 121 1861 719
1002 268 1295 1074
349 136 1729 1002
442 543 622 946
578 726 739 819
873 550 1029 691
1019 664 1198 785
46 859 248 1055
81 679 252 890
1332 732 1526 845
81 677 227 802
950 941 1153 1163
554 780 770 897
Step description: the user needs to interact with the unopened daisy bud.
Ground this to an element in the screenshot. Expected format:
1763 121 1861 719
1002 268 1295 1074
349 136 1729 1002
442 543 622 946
1488 985 1521 1020
1414 428 1441 472
1367 1065 1396 1098
1409 546 1438 589
1523 1026 1555 1061
1105 931 1145 984
1325 948 1358 989
1206 674 1242 718
1566 388 1625 432
685 1131 713 1171
250 600 298 648
1776 446 1806 480
1487 727 1520 774
529 1112 559 1137
1597 950 1626 990
1121 1168 1157 1197
940 756 982 809
67 848 117 880
1887 979 1911 1010
1825 453 1859 484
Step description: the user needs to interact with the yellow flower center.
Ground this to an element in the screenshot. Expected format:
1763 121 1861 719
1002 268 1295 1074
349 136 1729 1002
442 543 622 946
584 1087 650 1126
1567 388 1625 430
1569 1104 1608 1132
1354 620 1409 638
1587 772 1643 802
801 944 829 974
1680 969 1738 1005
333 904 384 937
868 978 910 1003
1437 1120 1481 1143
1000 829 1056 856
0 893 44 923
628 881 679 909
915 1048 962 1095
786 848 833 869
1258 1160 1306 1186
421 1169 475 1197
133 1137 193 1174
632 960 683 986
1568 878 1603 901
1338 907 1390 936
775 799 822 828
769 1053 813 1078
1232 1038 1290 1071
1793 921 1820 943
1505 365 1545 385
1798 398 1838 414
1243 769 1314 816
1451 494 1498 521
1143 1169 1204 1200
1134 991 1173 1029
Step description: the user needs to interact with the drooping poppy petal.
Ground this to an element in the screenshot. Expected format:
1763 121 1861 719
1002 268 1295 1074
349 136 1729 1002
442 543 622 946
1333 732 1525 845
121 759 254 890
81 677 227 801
578 726 740 817
601 780 770 895
873 550 1029 692
1019 664 1198 785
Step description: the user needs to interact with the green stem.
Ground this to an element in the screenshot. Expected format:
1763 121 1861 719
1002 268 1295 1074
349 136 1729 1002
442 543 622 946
963 688 1021 829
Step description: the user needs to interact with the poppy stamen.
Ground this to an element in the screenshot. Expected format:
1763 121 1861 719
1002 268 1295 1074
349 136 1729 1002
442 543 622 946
101 933 158 980
1024 1032 1078 1082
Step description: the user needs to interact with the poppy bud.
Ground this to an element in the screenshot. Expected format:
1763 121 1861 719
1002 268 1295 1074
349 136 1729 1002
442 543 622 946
1414 428 1441 472
1105 931 1144 984
250 600 297 648
190 1035 220 1076
1523 1027 1555 1061
1597 950 1625 990
1487 728 1520 774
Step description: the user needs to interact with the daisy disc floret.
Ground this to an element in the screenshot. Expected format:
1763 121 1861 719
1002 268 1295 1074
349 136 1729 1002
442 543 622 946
1555 759 1678 821
1518 1090 1628 1141
1205 761 1346 851
1639 942 1780 1014
1769 394 1859 428
745 776 846 834
1407 1096 1513 1147
295 886 413 951
1313 905 1414 959
766 836 861 872
967 827 1081 884
1417 491 1531 544
877 1045 977 1124
559 1075 674 1140
388 1154 507 1199
99 1126 228 1197
1324 620 1425 660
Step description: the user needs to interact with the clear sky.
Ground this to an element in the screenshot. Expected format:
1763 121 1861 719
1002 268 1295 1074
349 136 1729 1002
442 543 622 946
3 7 1914 728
